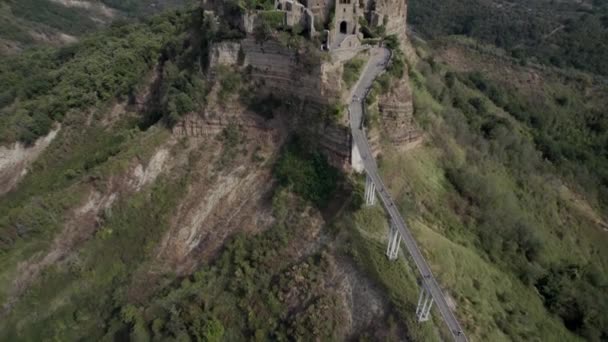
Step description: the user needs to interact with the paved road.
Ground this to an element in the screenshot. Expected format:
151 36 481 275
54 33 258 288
348 47 469 342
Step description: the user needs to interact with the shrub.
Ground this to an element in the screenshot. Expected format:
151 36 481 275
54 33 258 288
258 10 285 29
274 136 339 207
342 57 366 88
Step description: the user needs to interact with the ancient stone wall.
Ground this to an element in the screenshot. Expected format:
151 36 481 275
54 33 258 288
240 38 354 167
207 38 353 169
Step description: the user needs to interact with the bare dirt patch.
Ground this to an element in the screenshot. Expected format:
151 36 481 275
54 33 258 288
0 38 22 55
332 254 390 335
559 185 608 232
155 129 283 275
0 128 60 196
128 148 170 191
28 29 78 46
49 0 117 19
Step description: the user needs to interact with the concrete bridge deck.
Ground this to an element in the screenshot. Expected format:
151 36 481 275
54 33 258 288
348 47 468 342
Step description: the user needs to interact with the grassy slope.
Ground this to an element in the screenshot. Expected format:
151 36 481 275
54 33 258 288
408 0 608 77
382 145 579 341
341 205 444 341
358 37 608 340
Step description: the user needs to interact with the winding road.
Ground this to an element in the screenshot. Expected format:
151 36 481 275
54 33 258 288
348 47 469 342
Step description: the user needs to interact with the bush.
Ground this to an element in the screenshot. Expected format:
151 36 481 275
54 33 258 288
217 66 242 102
342 57 366 88
258 10 285 29
536 266 608 339
274 136 340 207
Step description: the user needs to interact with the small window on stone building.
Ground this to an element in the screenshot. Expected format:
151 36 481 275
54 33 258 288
286 2 292 11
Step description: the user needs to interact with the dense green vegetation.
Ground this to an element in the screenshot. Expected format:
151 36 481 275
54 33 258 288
0 4 219 281
384 35 406 79
103 191 346 341
0 12 185 144
394 41 608 340
458 70 608 212
0 6 236 145
404 2 608 337
2 0 606 340
2 0 100 39
0 0 192 52
274 136 340 207
409 0 608 76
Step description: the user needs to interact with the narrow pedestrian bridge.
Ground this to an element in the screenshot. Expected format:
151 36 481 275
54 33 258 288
348 47 468 342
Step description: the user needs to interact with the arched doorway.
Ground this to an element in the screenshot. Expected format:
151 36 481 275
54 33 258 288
340 21 348 34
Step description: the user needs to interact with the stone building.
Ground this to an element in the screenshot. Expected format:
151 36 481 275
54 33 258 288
270 0 407 50
274 0 316 36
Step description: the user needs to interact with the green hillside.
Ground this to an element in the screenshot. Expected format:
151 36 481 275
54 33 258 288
0 7 412 341
0 0 191 54
408 0 608 76
0 0 606 341
391 36 608 340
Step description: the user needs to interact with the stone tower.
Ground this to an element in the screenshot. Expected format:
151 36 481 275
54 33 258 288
332 0 363 49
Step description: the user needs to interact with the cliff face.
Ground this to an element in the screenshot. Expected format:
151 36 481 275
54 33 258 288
208 38 353 169
373 0 408 39
378 75 421 147
209 38 343 106
207 34 420 168
240 39 343 106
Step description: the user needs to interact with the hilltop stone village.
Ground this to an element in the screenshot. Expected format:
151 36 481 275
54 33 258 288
182 0 420 169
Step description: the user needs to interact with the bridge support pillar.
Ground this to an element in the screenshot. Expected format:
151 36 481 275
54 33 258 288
416 286 434 322
386 221 401 260
364 174 376 206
